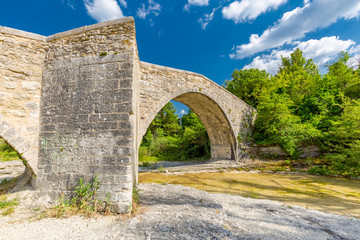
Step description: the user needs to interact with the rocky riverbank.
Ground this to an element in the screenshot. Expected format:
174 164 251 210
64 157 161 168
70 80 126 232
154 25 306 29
1 183 359 240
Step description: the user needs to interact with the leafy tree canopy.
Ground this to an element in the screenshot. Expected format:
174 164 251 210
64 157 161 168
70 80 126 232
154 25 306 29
225 49 360 177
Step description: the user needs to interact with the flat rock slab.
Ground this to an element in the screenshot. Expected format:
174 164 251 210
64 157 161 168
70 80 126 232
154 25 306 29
139 159 251 173
1 183 359 240
0 160 25 181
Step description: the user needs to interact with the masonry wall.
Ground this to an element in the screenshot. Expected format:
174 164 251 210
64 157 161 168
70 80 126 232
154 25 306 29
0 27 47 174
36 18 138 212
139 62 255 160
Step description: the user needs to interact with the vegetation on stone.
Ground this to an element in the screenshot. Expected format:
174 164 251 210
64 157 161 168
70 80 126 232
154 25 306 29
225 49 360 178
0 195 19 216
53 174 111 217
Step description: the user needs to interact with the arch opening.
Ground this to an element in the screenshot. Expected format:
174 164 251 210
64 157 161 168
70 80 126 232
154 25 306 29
0 137 27 194
139 101 211 165
139 92 237 165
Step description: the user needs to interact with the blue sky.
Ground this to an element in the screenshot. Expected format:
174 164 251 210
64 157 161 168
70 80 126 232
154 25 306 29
1 0 360 116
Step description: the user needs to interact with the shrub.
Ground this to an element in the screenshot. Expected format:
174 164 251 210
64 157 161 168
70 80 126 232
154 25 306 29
54 174 111 217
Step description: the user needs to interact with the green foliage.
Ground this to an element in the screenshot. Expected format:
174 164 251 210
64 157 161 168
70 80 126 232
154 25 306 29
99 52 108 56
226 49 360 177
54 174 111 217
0 196 19 209
224 68 270 108
147 102 181 137
0 196 19 216
128 187 140 215
140 106 210 163
0 138 21 162
324 140 360 178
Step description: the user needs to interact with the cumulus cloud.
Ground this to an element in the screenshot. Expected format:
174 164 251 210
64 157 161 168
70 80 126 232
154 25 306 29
180 109 187 115
231 0 360 59
184 0 210 11
244 49 291 74
244 36 357 74
348 45 360 69
137 0 161 19
199 8 217 29
84 0 124 22
119 0 127 8
222 0 287 23
298 37 355 65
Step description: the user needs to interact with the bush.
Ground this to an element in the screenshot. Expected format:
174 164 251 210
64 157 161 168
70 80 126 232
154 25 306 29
326 141 360 178
54 174 111 217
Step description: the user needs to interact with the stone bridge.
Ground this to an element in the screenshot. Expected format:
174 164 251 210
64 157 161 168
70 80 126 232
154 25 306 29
0 17 255 212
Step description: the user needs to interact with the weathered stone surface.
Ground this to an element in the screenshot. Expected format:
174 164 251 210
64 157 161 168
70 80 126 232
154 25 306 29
0 28 46 174
251 145 322 159
0 17 255 213
35 17 138 213
139 62 255 160
0 160 25 182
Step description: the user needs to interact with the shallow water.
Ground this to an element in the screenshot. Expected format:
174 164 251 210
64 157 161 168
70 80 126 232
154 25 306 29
139 171 360 218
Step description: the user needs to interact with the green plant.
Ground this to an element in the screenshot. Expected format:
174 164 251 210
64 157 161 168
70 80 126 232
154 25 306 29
0 138 21 162
0 178 10 185
99 52 108 57
103 193 111 215
129 187 140 215
53 174 110 217
72 175 100 212
249 190 258 199
284 160 291 166
158 165 166 173
1 206 15 216
0 196 19 216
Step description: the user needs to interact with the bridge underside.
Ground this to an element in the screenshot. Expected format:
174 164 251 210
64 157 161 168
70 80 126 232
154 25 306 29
173 93 236 160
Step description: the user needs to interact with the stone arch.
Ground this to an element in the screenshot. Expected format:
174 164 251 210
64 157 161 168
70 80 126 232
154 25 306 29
139 89 237 160
0 119 34 190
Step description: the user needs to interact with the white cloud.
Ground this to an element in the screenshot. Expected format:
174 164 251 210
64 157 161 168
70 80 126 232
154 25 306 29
231 0 360 59
298 37 355 65
119 0 127 8
199 8 217 29
222 0 287 23
180 109 187 115
61 0 76 9
184 0 210 11
84 0 124 22
349 45 360 69
244 36 357 74
137 0 161 19
244 49 291 74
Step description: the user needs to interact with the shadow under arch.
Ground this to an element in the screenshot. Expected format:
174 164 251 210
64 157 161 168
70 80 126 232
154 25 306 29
139 89 237 160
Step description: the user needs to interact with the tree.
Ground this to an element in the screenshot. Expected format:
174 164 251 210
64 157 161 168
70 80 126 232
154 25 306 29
180 110 210 158
224 68 270 108
276 48 320 105
147 102 181 136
